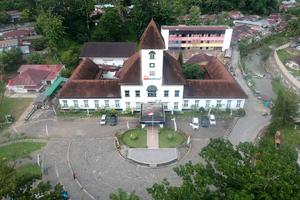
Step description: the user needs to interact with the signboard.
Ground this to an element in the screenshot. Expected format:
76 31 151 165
143 75 161 80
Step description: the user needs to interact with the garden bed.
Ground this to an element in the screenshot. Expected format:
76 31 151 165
159 128 186 148
119 129 147 148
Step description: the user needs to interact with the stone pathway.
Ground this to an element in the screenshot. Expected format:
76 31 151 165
147 126 159 149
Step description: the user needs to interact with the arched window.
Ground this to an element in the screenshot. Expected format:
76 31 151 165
147 85 157 97
149 51 156 59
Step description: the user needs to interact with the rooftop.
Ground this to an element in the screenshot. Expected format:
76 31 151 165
140 19 165 49
80 42 136 58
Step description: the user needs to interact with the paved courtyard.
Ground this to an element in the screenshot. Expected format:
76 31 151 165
11 113 229 200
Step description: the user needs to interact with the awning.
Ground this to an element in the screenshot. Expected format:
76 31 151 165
44 76 67 97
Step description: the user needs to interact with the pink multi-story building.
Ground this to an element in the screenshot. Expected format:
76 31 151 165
161 25 233 51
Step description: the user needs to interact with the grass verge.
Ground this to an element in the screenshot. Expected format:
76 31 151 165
120 129 147 148
159 128 186 148
0 97 33 121
0 142 46 161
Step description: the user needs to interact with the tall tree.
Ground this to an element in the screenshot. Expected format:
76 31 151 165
270 88 299 132
0 48 23 73
110 188 140 200
91 9 126 42
147 138 300 199
36 11 65 52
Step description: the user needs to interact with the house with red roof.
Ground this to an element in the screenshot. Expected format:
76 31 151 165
7 64 64 93
57 19 247 112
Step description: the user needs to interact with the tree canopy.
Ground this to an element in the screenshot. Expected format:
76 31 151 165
182 63 206 79
146 138 300 200
0 48 23 73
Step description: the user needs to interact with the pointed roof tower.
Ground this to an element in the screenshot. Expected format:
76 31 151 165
139 18 165 49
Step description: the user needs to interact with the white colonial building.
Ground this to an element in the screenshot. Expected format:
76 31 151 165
58 19 247 112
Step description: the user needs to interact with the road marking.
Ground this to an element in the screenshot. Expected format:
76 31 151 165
45 124 49 137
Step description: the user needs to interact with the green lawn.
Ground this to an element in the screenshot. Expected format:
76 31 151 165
0 97 33 122
0 142 46 161
277 49 292 63
281 126 300 147
120 129 147 148
15 164 42 180
159 128 186 148
271 79 285 95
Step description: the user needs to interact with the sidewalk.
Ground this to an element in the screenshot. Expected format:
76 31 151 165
147 126 159 149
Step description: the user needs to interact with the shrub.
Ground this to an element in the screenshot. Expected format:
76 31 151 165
130 132 138 140
31 37 47 51
236 108 246 117
199 107 205 113
167 133 174 140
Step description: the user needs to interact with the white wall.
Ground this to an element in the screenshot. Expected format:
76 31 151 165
222 29 233 51
59 98 122 110
161 28 169 50
182 98 245 110
84 57 127 66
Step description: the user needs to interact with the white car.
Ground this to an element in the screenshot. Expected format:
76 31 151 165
296 46 300 50
189 117 199 130
209 115 216 125
100 114 107 125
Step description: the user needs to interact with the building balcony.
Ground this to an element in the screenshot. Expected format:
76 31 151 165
168 43 223 48
169 36 224 42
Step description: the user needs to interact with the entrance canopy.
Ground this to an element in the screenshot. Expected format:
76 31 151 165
140 103 165 125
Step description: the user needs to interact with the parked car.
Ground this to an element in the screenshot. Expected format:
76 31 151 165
100 114 107 125
209 114 216 125
189 117 199 130
201 116 210 128
109 115 118 126
296 46 300 50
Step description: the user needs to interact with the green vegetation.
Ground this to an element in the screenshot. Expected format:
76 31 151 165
271 79 285 94
26 53 46 64
270 87 299 132
280 126 300 148
0 48 23 73
159 128 185 148
110 188 140 200
0 97 33 122
116 137 300 199
15 164 42 180
182 63 206 79
120 129 147 148
0 142 46 161
277 49 293 63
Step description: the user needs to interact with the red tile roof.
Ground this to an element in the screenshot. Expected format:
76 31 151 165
11 68 50 87
2 29 35 39
69 59 100 80
186 53 213 65
18 64 64 74
140 19 165 49
183 57 247 98
57 80 121 98
117 51 185 85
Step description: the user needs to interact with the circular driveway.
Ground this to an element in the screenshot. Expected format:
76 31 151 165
16 116 227 199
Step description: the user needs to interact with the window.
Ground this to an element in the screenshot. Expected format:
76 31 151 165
216 100 222 108
125 102 130 109
226 100 232 108
115 100 120 108
236 100 242 108
195 100 199 108
163 102 168 110
73 100 78 108
62 100 68 108
205 100 210 108
104 100 109 108
84 100 89 108
149 63 155 68
125 90 130 97
164 90 169 97
149 51 156 59
149 71 155 76
147 85 157 97
135 90 140 97
135 102 141 110
175 90 180 97
174 102 179 110
184 100 188 107
94 100 99 108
